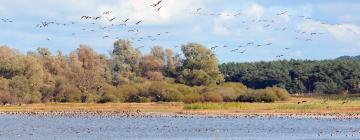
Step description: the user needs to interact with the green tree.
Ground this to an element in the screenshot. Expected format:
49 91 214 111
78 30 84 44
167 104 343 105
178 43 224 86
111 39 140 85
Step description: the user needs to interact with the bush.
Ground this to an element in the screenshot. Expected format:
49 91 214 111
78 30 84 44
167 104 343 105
182 92 202 103
349 88 360 94
148 81 183 102
203 92 223 102
268 87 290 101
237 89 277 103
81 94 99 103
117 84 139 102
102 85 124 102
261 89 278 103
62 86 82 102
98 93 119 103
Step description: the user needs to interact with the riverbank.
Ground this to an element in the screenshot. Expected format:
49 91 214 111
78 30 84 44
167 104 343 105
0 97 360 118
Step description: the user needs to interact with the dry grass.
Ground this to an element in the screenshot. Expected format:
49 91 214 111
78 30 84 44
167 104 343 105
0 97 359 114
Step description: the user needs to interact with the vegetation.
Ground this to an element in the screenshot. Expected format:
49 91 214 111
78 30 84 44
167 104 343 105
0 96 359 114
0 40 290 105
220 59 360 95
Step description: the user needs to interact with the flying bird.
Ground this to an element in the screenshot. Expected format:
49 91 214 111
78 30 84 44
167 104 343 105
234 12 241 16
276 55 284 58
123 18 130 23
231 49 239 52
135 20 142 25
277 11 288 16
211 46 219 50
103 11 112 15
157 6 162 12
150 0 162 7
108 17 116 22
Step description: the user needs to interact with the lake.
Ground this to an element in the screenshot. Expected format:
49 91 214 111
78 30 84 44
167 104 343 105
0 114 359 140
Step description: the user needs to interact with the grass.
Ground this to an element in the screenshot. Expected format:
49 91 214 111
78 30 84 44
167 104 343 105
183 96 360 114
0 96 360 114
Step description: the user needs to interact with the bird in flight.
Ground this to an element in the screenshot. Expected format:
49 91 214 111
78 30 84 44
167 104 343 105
157 6 162 12
277 11 288 16
135 20 142 25
196 8 202 12
234 12 241 16
123 18 130 23
103 11 112 15
108 17 116 22
211 46 219 50
231 49 239 52
150 0 162 7
276 55 284 58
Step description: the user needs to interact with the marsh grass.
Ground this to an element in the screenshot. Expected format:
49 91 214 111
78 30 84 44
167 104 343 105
0 97 360 114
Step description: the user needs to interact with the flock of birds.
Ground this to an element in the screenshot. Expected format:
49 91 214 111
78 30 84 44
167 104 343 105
0 0 356 59
190 9 338 58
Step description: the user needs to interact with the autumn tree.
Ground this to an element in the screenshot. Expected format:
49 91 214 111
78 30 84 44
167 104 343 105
69 45 110 101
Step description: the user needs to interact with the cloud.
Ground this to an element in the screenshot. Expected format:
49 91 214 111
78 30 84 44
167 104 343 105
244 3 264 19
212 10 236 36
96 0 205 25
298 21 360 44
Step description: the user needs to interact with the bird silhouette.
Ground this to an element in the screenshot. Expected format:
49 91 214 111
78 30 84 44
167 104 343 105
157 6 162 12
277 11 288 16
135 20 142 25
103 11 112 15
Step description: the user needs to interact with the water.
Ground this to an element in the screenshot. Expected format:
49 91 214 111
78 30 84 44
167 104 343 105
0 115 359 140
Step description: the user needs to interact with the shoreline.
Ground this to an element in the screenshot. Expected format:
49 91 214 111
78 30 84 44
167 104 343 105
1 110 360 119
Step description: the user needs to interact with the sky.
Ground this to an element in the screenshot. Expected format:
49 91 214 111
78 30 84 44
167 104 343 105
0 0 360 63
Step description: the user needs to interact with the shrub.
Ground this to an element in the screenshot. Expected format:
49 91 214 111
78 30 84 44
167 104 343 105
81 94 99 103
182 92 202 103
148 81 183 102
139 97 152 103
62 86 82 102
349 88 360 94
268 87 290 101
145 71 164 81
237 89 277 103
98 93 119 103
261 89 278 103
116 84 139 102
203 92 223 102
102 85 124 102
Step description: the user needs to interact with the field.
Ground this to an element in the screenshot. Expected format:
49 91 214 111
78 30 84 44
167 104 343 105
0 96 360 114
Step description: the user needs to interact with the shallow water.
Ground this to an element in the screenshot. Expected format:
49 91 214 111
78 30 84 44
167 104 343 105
0 115 359 140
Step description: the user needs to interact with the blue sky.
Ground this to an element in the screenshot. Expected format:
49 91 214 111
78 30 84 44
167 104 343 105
0 0 360 63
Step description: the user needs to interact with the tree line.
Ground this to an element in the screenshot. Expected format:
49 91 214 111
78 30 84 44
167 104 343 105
220 59 360 94
0 40 290 104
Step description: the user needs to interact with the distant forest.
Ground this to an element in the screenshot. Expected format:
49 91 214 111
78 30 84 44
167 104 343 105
220 58 360 94
0 39 358 104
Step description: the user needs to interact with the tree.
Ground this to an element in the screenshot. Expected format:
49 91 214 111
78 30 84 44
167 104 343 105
111 39 140 85
178 43 224 86
139 55 164 81
164 49 179 77
69 45 109 97
0 77 11 105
